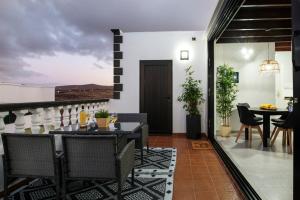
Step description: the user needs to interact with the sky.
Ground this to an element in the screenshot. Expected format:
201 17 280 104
0 0 113 86
0 0 218 86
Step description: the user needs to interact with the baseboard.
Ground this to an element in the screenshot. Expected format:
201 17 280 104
212 139 262 200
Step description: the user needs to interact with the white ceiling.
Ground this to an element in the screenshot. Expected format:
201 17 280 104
54 0 219 32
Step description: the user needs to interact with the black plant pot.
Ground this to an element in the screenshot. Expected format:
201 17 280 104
186 114 201 139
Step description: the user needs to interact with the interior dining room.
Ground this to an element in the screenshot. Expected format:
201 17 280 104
213 1 293 199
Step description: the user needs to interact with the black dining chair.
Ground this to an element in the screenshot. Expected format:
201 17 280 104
271 112 294 154
237 103 263 122
270 112 289 138
236 105 263 144
1 133 61 200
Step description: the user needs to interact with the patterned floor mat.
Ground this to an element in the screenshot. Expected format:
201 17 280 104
8 148 177 200
135 147 177 175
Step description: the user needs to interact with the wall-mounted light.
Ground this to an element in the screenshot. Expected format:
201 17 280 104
180 50 189 60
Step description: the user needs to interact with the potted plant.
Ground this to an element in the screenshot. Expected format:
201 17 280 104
178 66 205 139
95 109 110 128
216 64 238 137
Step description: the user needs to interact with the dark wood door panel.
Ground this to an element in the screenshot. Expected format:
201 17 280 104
140 60 172 134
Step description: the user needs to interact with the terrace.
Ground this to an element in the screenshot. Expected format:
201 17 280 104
0 0 299 200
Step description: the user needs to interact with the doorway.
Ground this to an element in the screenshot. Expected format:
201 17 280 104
140 60 172 134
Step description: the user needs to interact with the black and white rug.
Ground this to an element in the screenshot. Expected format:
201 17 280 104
135 147 177 175
8 148 176 200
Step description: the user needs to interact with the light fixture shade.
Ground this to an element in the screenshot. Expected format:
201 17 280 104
180 50 189 60
259 59 280 73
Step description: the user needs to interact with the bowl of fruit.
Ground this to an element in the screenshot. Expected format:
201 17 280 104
260 104 277 110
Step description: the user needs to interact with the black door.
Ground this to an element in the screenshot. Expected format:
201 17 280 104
293 0 300 199
140 60 172 134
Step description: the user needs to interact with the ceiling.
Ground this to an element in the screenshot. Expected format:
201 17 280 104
217 0 292 51
52 0 219 32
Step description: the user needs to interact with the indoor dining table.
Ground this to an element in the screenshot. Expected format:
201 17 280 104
249 107 289 147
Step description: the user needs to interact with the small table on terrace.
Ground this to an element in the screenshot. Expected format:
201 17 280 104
49 122 143 151
249 108 289 147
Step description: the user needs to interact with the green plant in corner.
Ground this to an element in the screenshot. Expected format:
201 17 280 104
95 109 109 118
216 64 238 127
178 66 205 115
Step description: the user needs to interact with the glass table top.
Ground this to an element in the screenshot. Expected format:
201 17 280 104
50 122 142 135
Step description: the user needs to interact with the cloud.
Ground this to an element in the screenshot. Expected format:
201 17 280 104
0 0 113 83
93 63 104 69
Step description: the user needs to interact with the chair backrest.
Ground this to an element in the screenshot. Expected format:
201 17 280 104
1 133 56 177
237 105 256 125
282 112 295 129
62 135 117 179
237 103 251 108
116 113 147 124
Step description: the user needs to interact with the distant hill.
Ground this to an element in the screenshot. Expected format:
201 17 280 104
56 84 113 91
55 84 113 101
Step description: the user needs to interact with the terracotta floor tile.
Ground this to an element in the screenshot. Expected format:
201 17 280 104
218 191 240 200
195 191 220 200
149 134 243 200
193 179 215 192
173 190 195 200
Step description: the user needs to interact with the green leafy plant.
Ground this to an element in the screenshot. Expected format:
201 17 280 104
95 109 109 118
178 66 205 115
216 64 238 127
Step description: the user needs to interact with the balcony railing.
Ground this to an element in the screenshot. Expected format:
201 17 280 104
0 99 109 134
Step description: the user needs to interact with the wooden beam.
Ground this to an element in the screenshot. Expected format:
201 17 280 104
275 46 291 51
242 0 291 7
227 19 292 30
276 41 291 47
234 7 291 21
275 41 291 51
217 36 291 43
221 29 292 37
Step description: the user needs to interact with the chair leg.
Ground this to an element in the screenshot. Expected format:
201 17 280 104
131 168 135 186
147 142 149 153
55 177 60 200
249 126 252 146
117 180 122 200
62 177 67 199
3 175 9 200
271 128 281 146
235 125 245 143
257 126 263 140
270 127 277 141
282 130 287 145
288 129 293 154
141 146 144 165
287 130 290 146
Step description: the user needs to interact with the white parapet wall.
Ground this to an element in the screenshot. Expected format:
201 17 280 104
0 82 55 103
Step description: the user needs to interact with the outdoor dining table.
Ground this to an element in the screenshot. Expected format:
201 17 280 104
49 122 143 151
249 107 289 147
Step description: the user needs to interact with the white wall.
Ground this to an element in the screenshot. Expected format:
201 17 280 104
0 83 55 103
109 31 208 133
214 43 276 131
275 51 293 108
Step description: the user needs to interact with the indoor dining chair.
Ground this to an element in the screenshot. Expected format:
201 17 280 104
236 105 263 145
271 112 294 154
